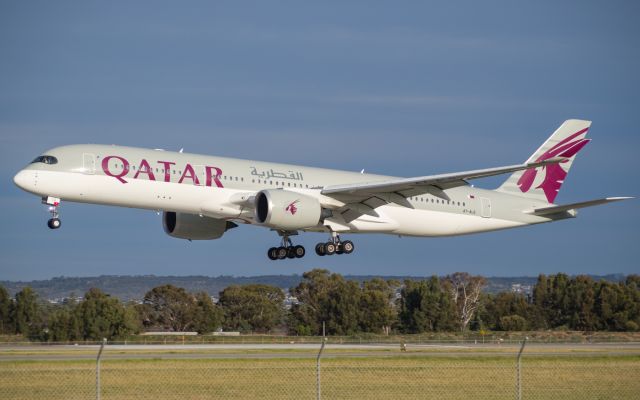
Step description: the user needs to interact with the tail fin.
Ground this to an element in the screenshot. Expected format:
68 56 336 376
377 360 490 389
496 119 591 203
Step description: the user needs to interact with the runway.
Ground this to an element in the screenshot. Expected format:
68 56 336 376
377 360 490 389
2 342 639 361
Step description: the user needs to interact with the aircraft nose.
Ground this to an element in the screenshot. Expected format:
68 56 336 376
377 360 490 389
13 170 34 191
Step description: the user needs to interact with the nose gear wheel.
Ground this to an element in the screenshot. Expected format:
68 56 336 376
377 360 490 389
42 196 62 230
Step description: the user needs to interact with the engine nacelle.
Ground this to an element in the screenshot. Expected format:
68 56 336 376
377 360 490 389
162 212 237 240
255 190 321 230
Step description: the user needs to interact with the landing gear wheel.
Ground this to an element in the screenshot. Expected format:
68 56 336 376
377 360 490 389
276 246 288 260
43 197 62 230
342 240 354 254
266 232 306 260
286 247 297 259
315 243 326 256
324 242 336 255
47 218 61 230
293 245 305 258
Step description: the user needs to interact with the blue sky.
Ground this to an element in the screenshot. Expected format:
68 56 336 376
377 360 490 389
1 1 638 281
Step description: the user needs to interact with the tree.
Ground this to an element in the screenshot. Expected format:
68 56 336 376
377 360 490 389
445 272 486 332
624 275 640 330
288 269 333 335
500 315 527 331
530 273 640 332
567 275 597 330
12 287 40 337
0 285 12 334
74 288 136 340
549 273 571 328
48 308 81 342
359 278 396 334
192 292 223 334
288 269 390 335
142 285 197 332
219 284 284 333
398 277 457 333
480 292 535 331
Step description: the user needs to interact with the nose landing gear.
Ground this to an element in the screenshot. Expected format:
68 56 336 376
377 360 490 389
42 196 61 230
315 233 354 256
267 231 305 261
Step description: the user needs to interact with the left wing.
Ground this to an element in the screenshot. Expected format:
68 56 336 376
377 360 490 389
321 158 567 202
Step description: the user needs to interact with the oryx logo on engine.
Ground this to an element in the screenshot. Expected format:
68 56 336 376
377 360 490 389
285 200 299 215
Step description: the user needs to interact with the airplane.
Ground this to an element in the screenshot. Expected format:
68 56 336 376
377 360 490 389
13 119 632 260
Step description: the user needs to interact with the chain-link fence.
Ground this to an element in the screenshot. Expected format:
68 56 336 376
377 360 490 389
1 340 639 399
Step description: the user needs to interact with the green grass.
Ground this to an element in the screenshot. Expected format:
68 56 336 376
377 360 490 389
1 354 639 399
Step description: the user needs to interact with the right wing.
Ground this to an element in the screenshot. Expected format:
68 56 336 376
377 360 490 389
320 157 568 222
321 157 568 203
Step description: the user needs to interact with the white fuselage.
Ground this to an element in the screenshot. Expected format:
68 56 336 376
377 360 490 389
14 144 556 238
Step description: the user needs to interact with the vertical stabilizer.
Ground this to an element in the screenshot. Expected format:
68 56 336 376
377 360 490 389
497 119 591 203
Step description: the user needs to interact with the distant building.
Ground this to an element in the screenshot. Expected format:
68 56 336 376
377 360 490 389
511 283 532 295
284 293 299 309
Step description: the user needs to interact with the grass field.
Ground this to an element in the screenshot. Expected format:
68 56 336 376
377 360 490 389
1 352 639 399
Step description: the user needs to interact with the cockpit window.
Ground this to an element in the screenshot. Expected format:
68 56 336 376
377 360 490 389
31 155 58 165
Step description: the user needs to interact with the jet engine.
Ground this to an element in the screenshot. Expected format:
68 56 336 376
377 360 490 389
162 212 237 240
255 189 321 230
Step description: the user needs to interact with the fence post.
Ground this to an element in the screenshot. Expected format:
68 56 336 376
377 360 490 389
516 337 527 400
96 338 106 400
316 322 326 400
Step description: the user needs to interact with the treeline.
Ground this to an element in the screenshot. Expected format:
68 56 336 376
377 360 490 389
0 270 638 341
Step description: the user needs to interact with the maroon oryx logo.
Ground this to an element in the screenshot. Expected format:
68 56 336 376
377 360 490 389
285 200 299 215
517 128 590 203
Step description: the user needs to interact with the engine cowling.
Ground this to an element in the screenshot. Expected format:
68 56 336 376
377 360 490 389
255 189 321 230
162 212 237 240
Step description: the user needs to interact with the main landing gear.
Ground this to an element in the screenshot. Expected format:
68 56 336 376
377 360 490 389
43 196 61 230
267 232 306 261
315 233 354 256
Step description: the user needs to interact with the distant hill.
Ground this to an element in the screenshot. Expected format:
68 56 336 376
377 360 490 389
0 273 627 302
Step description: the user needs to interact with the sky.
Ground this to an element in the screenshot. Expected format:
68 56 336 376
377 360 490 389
1 1 638 281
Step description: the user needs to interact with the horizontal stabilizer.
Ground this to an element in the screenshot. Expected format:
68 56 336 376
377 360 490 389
524 197 633 216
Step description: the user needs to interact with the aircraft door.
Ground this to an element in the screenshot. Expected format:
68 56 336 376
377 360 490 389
83 153 96 174
480 198 491 218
